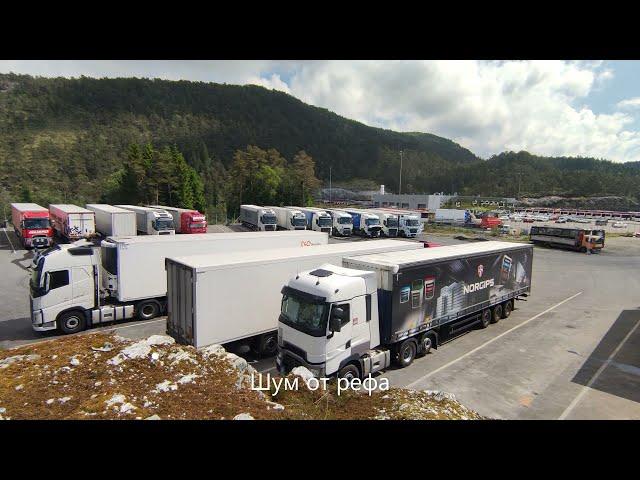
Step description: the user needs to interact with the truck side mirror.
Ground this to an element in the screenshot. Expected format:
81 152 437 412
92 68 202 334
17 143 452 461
329 316 342 333
43 272 50 292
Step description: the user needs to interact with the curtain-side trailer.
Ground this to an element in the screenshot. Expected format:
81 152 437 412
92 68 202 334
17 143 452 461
29 231 328 335
276 241 533 379
165 240 423 356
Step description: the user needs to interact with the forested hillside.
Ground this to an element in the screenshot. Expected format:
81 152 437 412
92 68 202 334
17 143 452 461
0 73 639 218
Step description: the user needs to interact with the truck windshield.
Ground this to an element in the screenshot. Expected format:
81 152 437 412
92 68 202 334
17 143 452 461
280 293 329 337
338 217 351 225
386 218 398 228
292 217 307 227
318 216 332 227
153 218 174 231
405 219 420 226
24 218 50 229
365 218 380 227
261 214 277 225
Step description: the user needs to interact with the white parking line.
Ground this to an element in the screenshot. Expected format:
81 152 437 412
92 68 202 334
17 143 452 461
3 227 16 254
558 316 640 420
406 291 584 389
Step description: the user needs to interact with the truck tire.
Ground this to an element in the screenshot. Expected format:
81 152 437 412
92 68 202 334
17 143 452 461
394 339 417 368
417 333 433 357
338 364 361 381
255 332 278 357
502 300 513 318
58 310 87 335
491 304 503 324
479 309 491 329
137 301 160 320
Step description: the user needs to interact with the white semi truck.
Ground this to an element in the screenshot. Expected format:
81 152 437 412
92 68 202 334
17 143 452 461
325 209 353 236
398 212 423 238
86 204 137 237
267 206 308 231
276 241 533 379
239 205 278 231
29 231 328 335
116 205 175 235
290 206 333 235
345 209 382 237
165 240 423 356
367 210 400 237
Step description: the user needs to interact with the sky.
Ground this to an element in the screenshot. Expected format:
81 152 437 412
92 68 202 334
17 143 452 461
2 60 640 163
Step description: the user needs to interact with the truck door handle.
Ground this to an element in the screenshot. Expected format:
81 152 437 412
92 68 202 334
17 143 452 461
345 340 351 348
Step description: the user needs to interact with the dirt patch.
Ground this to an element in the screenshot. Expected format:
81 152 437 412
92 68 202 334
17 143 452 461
0 333 486 420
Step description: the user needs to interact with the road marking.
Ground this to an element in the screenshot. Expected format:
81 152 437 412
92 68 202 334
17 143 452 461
406 291 584 389
558 316 640 420
3 228 16 254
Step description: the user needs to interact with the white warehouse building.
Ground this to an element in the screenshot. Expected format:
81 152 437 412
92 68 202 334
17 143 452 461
371 193 454 211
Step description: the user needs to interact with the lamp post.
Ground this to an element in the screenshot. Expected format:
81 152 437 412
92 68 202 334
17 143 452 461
399 150 404 196
329 166 332 205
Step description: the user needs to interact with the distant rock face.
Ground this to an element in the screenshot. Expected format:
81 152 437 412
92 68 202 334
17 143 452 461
518 196 639 211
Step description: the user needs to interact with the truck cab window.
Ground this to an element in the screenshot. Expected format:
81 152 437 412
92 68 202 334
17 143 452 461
49 270 70 290
335 304 351 327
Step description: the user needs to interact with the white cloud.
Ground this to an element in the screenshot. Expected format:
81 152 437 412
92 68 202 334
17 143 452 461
616 97 640 109
1 60 639 162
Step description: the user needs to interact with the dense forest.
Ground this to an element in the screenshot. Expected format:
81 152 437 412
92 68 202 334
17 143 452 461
0 73 639 220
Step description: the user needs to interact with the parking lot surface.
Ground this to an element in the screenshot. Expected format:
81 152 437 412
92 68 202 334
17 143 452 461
1 227 638 419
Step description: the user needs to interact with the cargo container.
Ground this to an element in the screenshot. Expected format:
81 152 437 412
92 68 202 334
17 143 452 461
267 206 308 230
277 241 533 379
166 240 423 355
86 204 137 237
29 231 328 335
49 204 96 241
239 205 277 231
289 206 333 234
115 205 175 235
146 205 207 234
10 203 53 248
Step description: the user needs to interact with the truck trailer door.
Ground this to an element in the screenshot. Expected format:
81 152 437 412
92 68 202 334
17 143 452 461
167 262 195 345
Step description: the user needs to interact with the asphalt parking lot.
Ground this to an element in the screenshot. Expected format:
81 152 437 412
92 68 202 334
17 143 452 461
1 226 639 419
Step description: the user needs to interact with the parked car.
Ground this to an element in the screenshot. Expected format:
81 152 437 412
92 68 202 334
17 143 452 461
612 221 628 228
556 216 568 223
523 217 535 223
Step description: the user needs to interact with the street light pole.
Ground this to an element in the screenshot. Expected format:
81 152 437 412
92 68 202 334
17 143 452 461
329 166 332 205
399 150 403 196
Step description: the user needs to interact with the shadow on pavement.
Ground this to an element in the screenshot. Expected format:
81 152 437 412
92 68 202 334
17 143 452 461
11 251 34 272
0 317 53 344
571 309 640 403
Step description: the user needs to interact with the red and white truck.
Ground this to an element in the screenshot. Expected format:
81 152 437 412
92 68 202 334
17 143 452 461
49 204 96 241
146 205 207 234
11 203 54 249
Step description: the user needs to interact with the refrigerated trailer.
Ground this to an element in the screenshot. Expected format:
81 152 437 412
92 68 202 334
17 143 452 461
115 205 175 235
10 203 54 249
276 241 533 379
29 231 328 334
86 204 137 237
165 240 423 355
49 204 96 241
146 205 207 234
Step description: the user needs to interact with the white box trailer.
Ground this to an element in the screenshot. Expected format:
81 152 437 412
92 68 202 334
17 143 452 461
116 205 175 235
49 204 96 240
30 230 328 334
86 204 137 237
239 205 278 231
166 239 423 353
267 206 308 231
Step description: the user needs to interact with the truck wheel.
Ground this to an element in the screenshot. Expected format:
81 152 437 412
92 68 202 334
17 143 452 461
502 300 513 318
137 301 160 320
417 333 433 357
479 309 491 329
58 310 86 335
395 339 417 368
491 304 503 324
256 332 278 357
338 364 360 381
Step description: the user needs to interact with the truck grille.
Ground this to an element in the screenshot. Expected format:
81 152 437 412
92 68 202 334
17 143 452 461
343 229 351 235
389 229 398 236
265 225 276 231
410 229 417 234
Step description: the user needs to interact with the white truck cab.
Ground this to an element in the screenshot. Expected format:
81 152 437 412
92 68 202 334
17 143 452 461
116 205 175 235
368 210 400 237
398 214 422 238
326 210 353 236
293 207 333 235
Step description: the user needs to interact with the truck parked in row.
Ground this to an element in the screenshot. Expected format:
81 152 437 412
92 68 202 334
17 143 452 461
49 204 96 241
166 240 422 356
292 207 333 235
435 208 471 225
147 205 207 234
276 241 533 379
267 206 308 231
345 209 382 237
29 231 329 335
116 205 175 235
240 205 278 231
86 204 137 237
374 207 423 237
367 210 399 237
11 203 54 249
325 209 353 237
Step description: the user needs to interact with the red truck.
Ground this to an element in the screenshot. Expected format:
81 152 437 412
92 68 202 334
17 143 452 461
11 203 54 249
479 212 503 229
147 205 207 234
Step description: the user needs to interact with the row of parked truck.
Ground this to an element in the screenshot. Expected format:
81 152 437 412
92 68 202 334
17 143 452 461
239 204 424 238
28 225 533 379
10 203 207 248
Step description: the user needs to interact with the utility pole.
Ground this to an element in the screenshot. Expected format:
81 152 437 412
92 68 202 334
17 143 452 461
329 166 332 205
399 150 403 196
